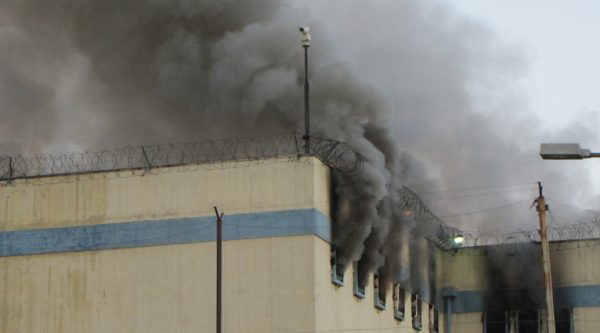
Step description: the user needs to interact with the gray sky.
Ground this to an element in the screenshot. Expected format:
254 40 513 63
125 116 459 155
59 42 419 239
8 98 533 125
450 0 600 224
452 0 600 131
295 0 600 231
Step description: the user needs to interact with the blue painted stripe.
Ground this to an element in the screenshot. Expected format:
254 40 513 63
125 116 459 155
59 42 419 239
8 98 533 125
451 285 600 313
0 209 330 257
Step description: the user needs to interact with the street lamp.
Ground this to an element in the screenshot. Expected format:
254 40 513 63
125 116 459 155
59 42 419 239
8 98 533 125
540 143 600 160
452 234 465 246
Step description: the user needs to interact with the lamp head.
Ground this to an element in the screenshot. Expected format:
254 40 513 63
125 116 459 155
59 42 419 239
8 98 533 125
453 234 465 246
540 143 591 159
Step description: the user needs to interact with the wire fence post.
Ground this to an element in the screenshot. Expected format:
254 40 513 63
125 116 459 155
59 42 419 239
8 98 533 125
214 206 224 333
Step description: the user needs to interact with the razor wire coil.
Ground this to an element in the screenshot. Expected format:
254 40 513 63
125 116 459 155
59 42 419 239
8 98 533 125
0 133 364 181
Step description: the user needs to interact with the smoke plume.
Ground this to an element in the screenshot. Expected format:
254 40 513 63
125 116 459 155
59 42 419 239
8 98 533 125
1 0 598 294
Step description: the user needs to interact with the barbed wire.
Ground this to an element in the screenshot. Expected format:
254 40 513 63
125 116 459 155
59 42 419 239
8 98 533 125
456 213 600 251
395 186 600 251
3 132 598 251
396 186 463 251
0 133 364 182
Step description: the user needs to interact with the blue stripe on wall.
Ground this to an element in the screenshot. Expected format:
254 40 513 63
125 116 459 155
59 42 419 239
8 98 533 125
0 208 330 257
451 285 600 312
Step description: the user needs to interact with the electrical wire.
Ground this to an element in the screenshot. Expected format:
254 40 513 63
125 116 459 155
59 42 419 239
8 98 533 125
422 187 536 202
545 197 600 214
438 199 532 218
418 182 537 194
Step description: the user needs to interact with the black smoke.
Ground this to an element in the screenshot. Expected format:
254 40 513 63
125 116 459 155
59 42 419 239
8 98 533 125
1 0 598 295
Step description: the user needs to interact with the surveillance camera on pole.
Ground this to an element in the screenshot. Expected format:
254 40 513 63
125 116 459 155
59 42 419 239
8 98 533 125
299 26 311 154
299 26 311 47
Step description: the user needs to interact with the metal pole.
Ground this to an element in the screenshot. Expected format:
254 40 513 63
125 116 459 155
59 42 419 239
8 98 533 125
214 207 224 333
442 288 456 333
445 297 452 333
536 182 555 333
303 45 310 155
8 157 13 184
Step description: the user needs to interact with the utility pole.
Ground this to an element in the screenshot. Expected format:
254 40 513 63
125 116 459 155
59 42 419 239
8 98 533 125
536 182 555 333
214 207 224 333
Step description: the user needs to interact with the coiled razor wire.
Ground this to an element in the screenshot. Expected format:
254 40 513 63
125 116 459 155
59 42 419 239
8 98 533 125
2 132 597 251
393 186 600 251
396 186 464 251
455 213 600 253
0 133 364 181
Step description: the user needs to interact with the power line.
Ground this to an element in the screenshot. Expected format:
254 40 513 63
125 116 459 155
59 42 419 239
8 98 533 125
438 199 532 218
418 182 537 194
423 187 536 202
545 197 600 214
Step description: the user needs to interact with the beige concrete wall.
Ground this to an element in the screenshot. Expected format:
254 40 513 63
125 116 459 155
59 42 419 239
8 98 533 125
1 157 335 332
444 240 600 292
312 239 445 333
0 156 331 231
451 313 482 333
551 240 600 287
443 248 490 291
1 235 319 333
574 308 600 332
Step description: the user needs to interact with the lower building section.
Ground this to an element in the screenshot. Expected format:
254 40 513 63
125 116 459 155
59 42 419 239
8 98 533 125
451 307 600 333
1 236 320 332
1 232 443 333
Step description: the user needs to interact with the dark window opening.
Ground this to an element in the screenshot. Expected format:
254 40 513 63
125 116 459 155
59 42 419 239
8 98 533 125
392 284 406 321
429 304 439 333
556 308 573 333
483 311 506 333
373 271 386 310
353 261 365 298
484 310 546 333
518 310 538 333
330 245 344 286
412 293 422 331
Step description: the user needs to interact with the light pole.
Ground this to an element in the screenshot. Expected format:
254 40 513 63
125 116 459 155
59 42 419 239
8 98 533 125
540 143 600 159
299 26 311 154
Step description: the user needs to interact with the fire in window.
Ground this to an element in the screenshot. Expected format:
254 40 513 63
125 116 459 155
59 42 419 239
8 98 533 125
411 293 422 330
330 245 344 286
392 283 406 321
373 271 386 310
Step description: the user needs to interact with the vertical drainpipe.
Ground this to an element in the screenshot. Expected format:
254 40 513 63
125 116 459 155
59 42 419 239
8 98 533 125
442 288 458 333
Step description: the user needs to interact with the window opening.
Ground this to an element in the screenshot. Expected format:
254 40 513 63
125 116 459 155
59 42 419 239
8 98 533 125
373 271 386 310
353 261 365 298
555 308 573 333
518 310 538 333
330 245 344 286
428 304 439 333
484 310 544 333
483 311 506 333
392 283 406 321
411 293 422 330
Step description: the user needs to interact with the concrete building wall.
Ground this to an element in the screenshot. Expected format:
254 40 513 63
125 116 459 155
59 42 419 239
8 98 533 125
442 241 600 332
1 237 320 333
0 157 331 231
1 156 445 333
1 157 332 332
314 238 444 333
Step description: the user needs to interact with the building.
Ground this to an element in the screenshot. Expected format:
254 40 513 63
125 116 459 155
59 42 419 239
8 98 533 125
1 135 599 332
446 239 600 332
